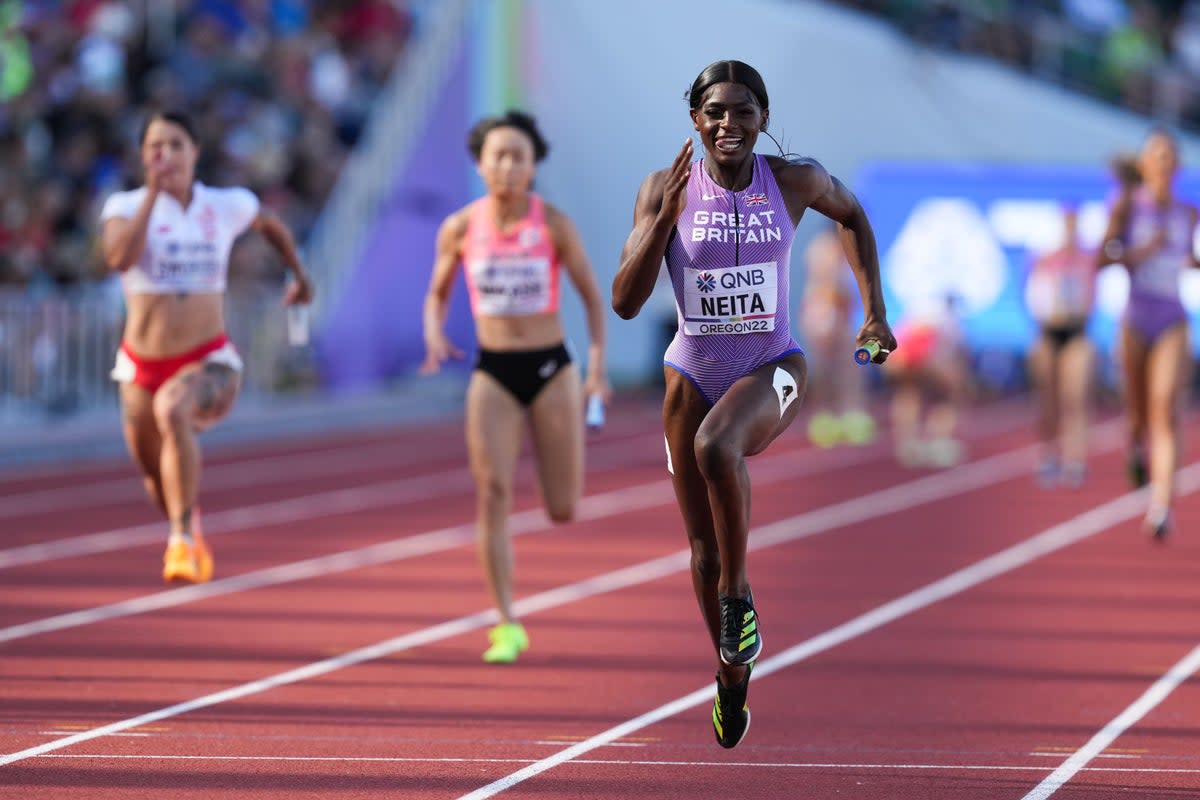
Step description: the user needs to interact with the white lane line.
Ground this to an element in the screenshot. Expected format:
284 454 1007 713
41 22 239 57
0 468 471 570
0 402 1038 568
0 431 841 570
452 460 1200 800
0 430 1053 764
0 428 654 519
28 754 1200 774
0 423 1096 645
1020 643 1200 799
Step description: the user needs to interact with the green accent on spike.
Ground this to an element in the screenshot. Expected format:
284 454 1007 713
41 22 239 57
739 634 758 652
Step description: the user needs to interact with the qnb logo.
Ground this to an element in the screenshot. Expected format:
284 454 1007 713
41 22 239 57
696 272 716 293
885 198 1006 314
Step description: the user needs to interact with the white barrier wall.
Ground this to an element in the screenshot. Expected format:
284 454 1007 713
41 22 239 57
522 0 1200 383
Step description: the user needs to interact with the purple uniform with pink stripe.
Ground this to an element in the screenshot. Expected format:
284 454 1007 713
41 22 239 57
1125 190 1194 343
664 155 802 404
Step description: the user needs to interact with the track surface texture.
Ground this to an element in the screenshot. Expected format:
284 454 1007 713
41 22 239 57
2 396 1198 799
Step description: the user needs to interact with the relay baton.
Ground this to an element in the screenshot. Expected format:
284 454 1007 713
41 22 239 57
854 339 886 365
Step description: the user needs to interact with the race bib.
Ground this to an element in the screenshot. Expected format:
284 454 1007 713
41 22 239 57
150 240 222 290
682 261 777 335
1026 270 1089 321
469 255 552 315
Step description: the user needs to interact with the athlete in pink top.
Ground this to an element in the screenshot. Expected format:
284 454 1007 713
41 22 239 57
99 110 314 584
421 111 609 663
1098 129 1200 540
1025 205 1096 488
612 60 894 748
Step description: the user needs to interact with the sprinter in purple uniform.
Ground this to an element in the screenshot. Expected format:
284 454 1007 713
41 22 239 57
612 60 895 749
1099 128 1199 541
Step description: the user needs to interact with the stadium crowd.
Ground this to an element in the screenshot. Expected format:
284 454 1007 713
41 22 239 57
834 0 1200 125
0 0 414 292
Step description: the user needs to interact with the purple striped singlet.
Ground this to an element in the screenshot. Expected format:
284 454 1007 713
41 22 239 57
1124 190 1193 343
663 154 802 405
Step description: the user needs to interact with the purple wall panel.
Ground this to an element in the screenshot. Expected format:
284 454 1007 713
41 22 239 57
316 44 476 390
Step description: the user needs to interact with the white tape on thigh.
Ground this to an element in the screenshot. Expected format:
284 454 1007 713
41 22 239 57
664 434 674 475
773 366 798 419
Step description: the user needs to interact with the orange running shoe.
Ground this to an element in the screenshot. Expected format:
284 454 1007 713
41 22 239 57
162 512 214 584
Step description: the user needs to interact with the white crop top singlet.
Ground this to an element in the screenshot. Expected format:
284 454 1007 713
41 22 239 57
99 182 261 295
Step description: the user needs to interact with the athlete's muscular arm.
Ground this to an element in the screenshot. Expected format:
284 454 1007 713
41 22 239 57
1097 188 1133 269
102 158 177 271
1188 205 1200 270
782 160 895 358
420 210 468 375
1097 189 1167 270
102 193 158 272
612 139 692 320
250 211 314 305
547 205 610 400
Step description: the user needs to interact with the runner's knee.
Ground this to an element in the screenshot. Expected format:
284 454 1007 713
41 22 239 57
693 428 739 482
152 391 192 437
474 471 512 509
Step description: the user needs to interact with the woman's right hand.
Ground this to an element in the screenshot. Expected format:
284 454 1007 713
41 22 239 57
658 138 693 225
419 330 463 375
144 156 173 195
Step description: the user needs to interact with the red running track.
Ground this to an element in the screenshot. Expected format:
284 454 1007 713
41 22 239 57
1 396 1199 799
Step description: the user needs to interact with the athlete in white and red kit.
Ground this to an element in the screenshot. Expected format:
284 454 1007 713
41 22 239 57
100 110 314 584
612 60 895 748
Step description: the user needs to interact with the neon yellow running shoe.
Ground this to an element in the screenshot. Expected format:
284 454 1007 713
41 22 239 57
839 410 876 445
712 663 752 749
482 622 529 663
807 411 841 448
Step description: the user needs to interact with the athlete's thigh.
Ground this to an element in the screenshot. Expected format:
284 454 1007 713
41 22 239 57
1146 324 1191 418
663 367 717 543
156 362 241 433
119 382 161 475
527 363 583 508
465 370 525 488
1059 337 1094 407
1119 323 1150 412
699 351 808 459
1027 337 1053 393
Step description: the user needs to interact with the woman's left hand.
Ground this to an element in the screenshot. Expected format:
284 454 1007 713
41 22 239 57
584 371 612 405
856 316 898 364
283 272 315 305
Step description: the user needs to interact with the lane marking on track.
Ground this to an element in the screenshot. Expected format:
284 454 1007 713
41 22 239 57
0 427 883 570
1020 643 1200 799
27 753 1200 775
0 403 1039 567
453 460 1200 799
0 428 653 520
0 428 1084 765
0 418 1050 643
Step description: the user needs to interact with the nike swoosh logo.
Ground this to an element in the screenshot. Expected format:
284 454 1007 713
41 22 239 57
538 359 557 379
702 193 721 201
